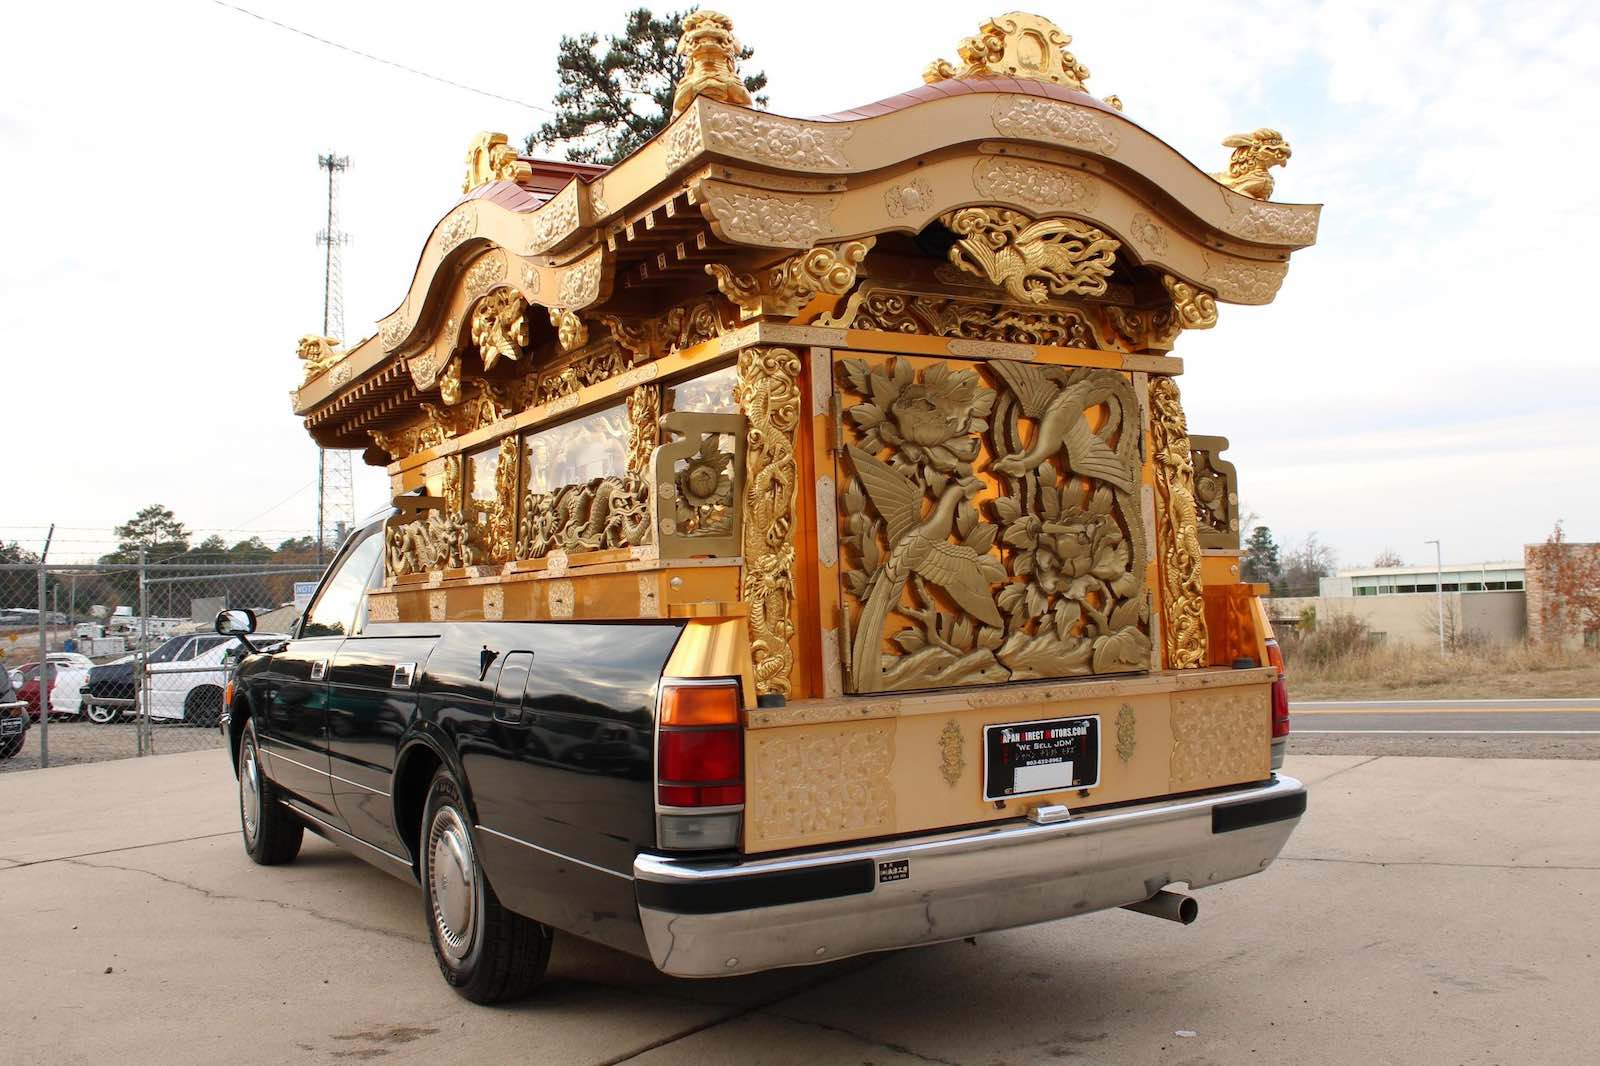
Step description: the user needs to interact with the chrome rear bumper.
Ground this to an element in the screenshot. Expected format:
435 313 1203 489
634 774 1305 978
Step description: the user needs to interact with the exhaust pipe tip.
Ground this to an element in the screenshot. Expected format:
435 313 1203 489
1121 889 1198 925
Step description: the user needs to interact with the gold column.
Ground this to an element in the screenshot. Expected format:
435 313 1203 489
1148 376 1208 668
735 347 802 701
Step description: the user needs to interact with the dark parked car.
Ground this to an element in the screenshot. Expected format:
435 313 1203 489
1 699 27 760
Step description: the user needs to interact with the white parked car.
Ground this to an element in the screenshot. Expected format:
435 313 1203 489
147 633 287 726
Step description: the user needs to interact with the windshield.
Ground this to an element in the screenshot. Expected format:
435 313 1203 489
146 636 189 664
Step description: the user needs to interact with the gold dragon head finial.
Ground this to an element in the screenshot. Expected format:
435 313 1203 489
296 335 343 384
672 10 752 117
462 131 533 195
1212 128 1292 200
923 11 1091 90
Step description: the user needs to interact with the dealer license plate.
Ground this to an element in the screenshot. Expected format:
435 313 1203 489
1 717 23 737
983 715 1100 801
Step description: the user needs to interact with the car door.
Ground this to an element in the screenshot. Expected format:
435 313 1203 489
146 637 199 721
258 529 383 823
326 531 439 857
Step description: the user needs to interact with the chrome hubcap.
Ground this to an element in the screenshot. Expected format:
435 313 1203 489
428 806 477 963
239 742 261 844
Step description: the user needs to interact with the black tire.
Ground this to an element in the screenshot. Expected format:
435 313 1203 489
186 687 224 728
420 768 552 1003
238 719 303 865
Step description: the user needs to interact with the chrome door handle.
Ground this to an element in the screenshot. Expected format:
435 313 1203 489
310 659 327 681
392 662 417 690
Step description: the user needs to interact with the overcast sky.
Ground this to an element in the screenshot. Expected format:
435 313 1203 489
3 0 1596 566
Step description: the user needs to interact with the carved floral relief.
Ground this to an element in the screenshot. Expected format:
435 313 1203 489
836 355 1149 694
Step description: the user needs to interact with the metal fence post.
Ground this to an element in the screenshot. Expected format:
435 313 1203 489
37 562 48 768
138 550 149 757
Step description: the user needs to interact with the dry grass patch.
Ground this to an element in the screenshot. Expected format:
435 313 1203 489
1282 620 1600 700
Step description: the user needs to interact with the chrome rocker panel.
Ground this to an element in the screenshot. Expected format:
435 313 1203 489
634 774 1306 978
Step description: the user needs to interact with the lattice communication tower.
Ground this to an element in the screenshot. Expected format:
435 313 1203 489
316 152 355 560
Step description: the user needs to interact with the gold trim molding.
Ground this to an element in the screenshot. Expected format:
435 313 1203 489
1148 376 1208 668
736 347 803 700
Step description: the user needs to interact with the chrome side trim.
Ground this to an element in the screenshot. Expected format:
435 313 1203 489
475 824 633 882
285 800 412 870
330 770 391 798
265 749 331 779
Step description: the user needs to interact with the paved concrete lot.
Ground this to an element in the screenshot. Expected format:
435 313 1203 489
2 751 1595 1065
1 719 222 773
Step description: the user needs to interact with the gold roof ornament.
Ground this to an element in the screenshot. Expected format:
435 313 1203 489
672 10 752 117
296 335 343 384
924 12 1091 90
462 131 532 194
1211 129 1291 200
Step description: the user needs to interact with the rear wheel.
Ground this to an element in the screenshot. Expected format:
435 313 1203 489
239 719 303 865
186 687 224 728
420 768 552 1003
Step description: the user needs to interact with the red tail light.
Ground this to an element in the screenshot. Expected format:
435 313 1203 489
657 682 744 808
1265 638 1290 738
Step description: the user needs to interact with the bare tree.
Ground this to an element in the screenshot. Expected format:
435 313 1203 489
1371 547 1404 568
1279 532 1338 597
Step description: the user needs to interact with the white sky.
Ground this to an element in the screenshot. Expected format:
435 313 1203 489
3 0 1597 566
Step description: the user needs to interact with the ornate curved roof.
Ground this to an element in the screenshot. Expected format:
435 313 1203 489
295 10 1317 452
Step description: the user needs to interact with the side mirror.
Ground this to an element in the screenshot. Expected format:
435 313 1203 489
215 609 257 637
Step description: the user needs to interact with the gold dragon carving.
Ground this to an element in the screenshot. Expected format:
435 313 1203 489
672 10 752 117
940 208 1120 304
736 347 802 700
516 475 652 559
1148 376 1209 668
924 12 1092 90
625 385 659 477
707 238 875 321
462 132 532 193
385 458 467 577
1211 129 1292 200
838 356 1149 694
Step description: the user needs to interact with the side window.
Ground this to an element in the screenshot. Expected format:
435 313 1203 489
302 531 383 638
666 364 737 414
195 636 229 656
172 639 200 662
354 532 387 633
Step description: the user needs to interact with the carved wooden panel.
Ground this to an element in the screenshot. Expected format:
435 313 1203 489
1189 434 1240 550
1168 687 1269 791
652 411 743 560
835 352 1150 694
746 722 895 846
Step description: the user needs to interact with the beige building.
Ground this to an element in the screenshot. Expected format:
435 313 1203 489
1269 561 1526 645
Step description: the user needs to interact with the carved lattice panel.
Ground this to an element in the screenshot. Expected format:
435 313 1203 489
835 352 1150 694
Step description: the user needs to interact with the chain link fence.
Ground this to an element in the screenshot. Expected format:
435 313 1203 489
0 560 321 772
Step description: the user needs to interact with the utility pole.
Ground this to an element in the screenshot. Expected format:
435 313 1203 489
1425 539 1444 656
315 152 355 566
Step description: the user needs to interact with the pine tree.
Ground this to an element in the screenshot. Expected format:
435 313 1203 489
1241 525 1282 586
111 504 190 561
528 7 769 165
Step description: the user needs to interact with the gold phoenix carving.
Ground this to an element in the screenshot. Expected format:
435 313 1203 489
736 348 803 699
1148 376 1209 668
838 356 1149 694
1212 129 1291 200
707 238 874 321
462 132 531 194
470 289 528 371
941 208 1119 304
672 10 751 117
924 12 1091 90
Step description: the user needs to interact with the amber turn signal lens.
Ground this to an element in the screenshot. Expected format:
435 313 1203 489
659 683 741 726
223 680 235 709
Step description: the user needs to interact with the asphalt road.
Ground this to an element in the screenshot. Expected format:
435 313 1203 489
2 750 1597 1064
1289 699 1600 759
